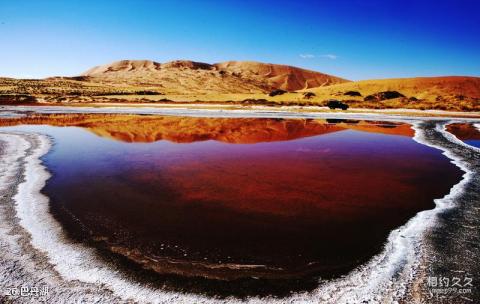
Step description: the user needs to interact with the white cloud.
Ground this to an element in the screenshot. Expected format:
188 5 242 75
299 53 339 60
299 54 315 59
320 54 338 60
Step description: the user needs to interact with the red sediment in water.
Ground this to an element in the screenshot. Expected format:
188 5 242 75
4 114 460 294
446 123 480 148
446 123 480 140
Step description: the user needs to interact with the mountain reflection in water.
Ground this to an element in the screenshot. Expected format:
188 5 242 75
0 113 414 143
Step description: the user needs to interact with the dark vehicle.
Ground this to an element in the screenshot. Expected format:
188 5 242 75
326 99 349 110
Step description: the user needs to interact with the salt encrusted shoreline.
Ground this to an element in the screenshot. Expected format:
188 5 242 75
408 122 480 303
0 132 121 303
475 123 480 133
0 114 478 303
2 105 480 122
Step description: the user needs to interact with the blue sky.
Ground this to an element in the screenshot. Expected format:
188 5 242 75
0 0 479 80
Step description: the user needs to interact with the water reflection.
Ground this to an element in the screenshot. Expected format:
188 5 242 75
446 123 480 148
0 113 414 143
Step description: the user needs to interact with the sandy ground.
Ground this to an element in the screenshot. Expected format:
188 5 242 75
0 108 479 303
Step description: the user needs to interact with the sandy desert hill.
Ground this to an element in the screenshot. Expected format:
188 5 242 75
82 60 265 94
0 59 479 111
81 59 348 94
292 76 480 110
305 76 480 100
213 61 347 91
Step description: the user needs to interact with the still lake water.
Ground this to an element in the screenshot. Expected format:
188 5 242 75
446 122 480 148
0 114 462 296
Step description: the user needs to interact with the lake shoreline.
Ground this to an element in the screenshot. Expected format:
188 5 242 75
2 104 480 121
0 113 478 303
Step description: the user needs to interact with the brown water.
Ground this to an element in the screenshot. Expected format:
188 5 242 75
446 122 480 148
0 114 462 297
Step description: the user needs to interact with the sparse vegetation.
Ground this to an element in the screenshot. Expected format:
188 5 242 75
364 91 405 101
0 94 37 104
241 98 276 106
268 89 287 97
303 92 316 99
344 90 362 97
